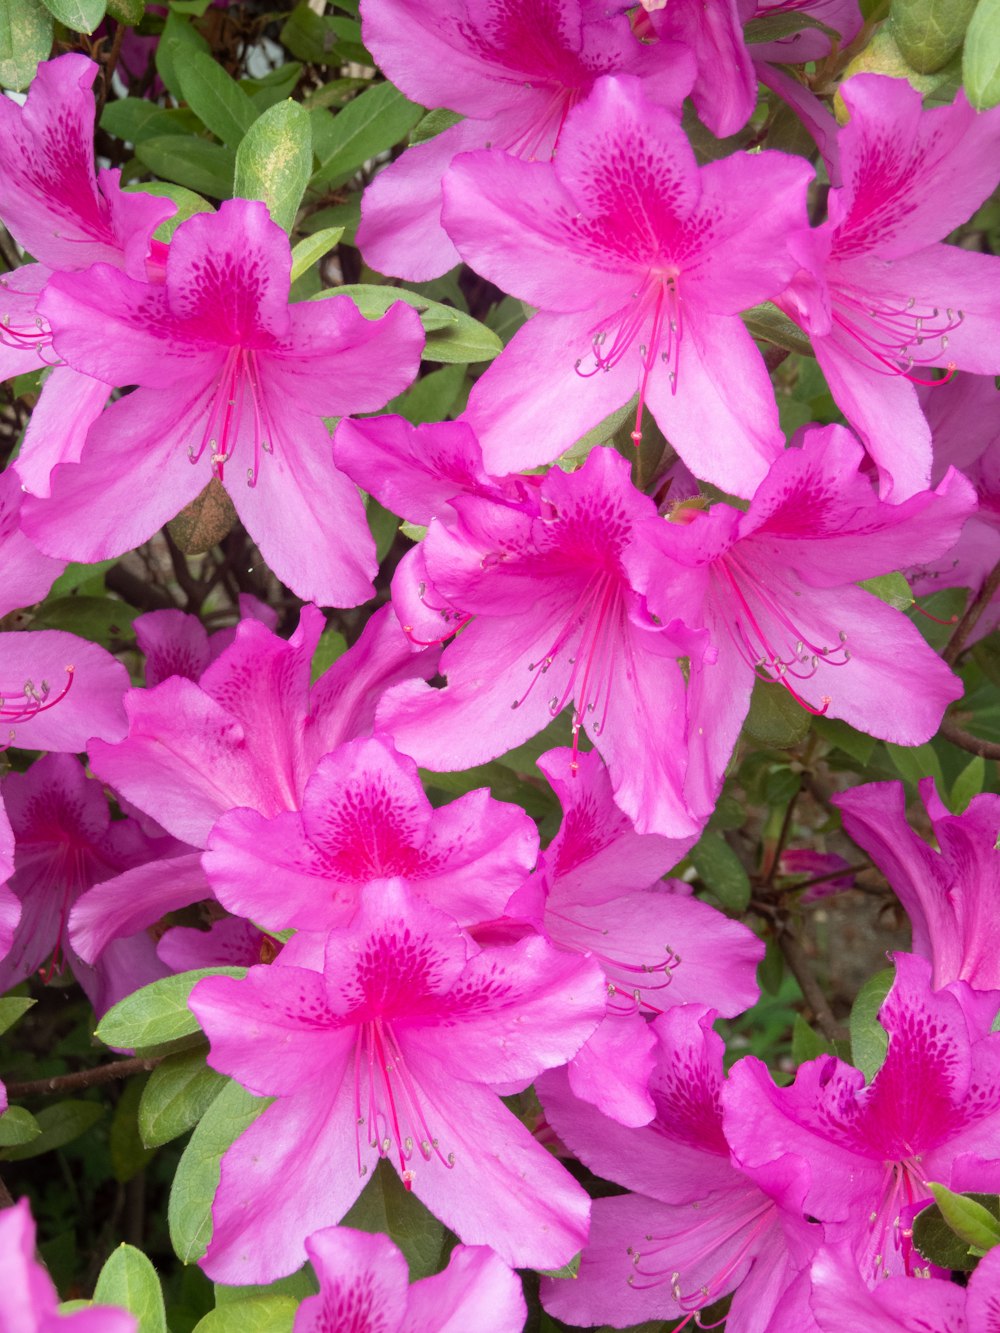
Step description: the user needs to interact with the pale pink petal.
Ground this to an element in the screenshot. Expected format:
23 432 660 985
0 470 62 615
0 630 128 750
567 1011 658 1127
296 1228 408 1333
403 1245 527 1333
70 852 210 965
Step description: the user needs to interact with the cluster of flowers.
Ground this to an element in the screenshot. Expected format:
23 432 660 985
1 0 1000 1328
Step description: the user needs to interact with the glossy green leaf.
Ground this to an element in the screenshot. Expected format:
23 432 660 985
0 1106 41 1148
342 1159 448 1280
744 679 811 749
892 0 977 72
540 1252 582 1280
812 715 878 765
313 284 502 363
244 62 303 113
178 51 257 148
39 0 105 33
0 0 53 91
123 182 214 241
103 100 196 144
965 0 1000 107
193 1298 298 1333
94 1245 167 1333
859 571 913 610
169 1080 270 1263
387 362 465 425
0 996 34 1037
744 10 837 41
106 0 143 21
883 740 945 790
411 107 463 144
234 100 312 234
110 1074 156 1183
37 594 137 647
849 966 893 1082
0 1099 104 1161
690 832 752 914
950 754 986 814
155 18 210 104
280 3 368 66
930 1183 1000 1251
96 968 247 1052
135 136 236 201
214 1270 317 1305
742 302 814 357
310 81 422 187
913 1191 1000 1270
139 1049 228 1148
791 1015 834 1065
290 226 344 284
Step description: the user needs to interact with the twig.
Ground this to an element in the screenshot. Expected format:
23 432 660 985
777 928 847 1044
97 23 127 118
938 716 1000 761
943 557 1000 666
6 1056 161 1099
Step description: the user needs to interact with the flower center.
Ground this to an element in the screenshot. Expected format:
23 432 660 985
713 552 849 715
545 904 682 1015
187 346 276 488
0 665 74 749
829 279 961 387
352 1016 455 1190
867 1156 929 1281
576 269 682 446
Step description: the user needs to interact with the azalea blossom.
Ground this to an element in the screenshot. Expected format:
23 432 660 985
0 1197 136 1333
538 1005 820 1331
22 199 425 606
190 882 606 1282
204 733 538 934
724 953 1000 1283
377 444 706 839
777 74 1000 498
647 423 974 814
294 1228 525 1333
0 470 63 617
442 74 813 490
356 0 695 279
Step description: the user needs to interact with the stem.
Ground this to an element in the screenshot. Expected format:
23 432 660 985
943 558 1000 665
938 716 1000 761
6 1056 161 1099
97 23 127 119
777 928 847 1044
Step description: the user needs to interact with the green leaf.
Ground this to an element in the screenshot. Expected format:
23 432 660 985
913 1191 1000 1269
366 495 399 563
0 1099 104 1161
964 0 1000 107
214 1270 317 1305
812 715 877 765
342 1159 449 1280
234 100 312 234
39 0 105 33
950 754 986 813
311 626 347 681
690 832 752 914
140 1049 228 1148
106 0 143 21
791 1014 834 1065
929 1182 1000 1251
155 17 210 105
858 571 913 610
46 557 118 598
243 62 304 114
135 136 236 200
0 1106 41 1148
560 399 637 467
883 739 945 790
110 1073 156 1183
313 284 503 363
539 1252 582 1280
0 0 53 91
758 937 785 996
169 1081 269 1263
387 363 465 425
178 51 257 148
96 968 247 1052
742 302 814 357
892 0 978 73
123 182 214 241
280 2 369 66
94 1245 167 1333
290 226 344 284
0 996 35 1037
310 81 423 188
744 10 838 42
849 966 894 1082
743 678 811 749
411 107 463 145
103 100 196 144
193 1298 298 1333
36 595 137 648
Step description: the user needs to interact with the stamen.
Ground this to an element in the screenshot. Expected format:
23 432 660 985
186 347 278 485
0 666 75 749
829 281 964 387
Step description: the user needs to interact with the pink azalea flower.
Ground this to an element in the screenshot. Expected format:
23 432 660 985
156 914 274 973
376 445 707 839
22 199 425 606
777 75 1000 498
810 1241 1000 1333
0 470 63 616
189 882 606 1282
441 74 813 490
834 779 1000 1011
294 1227 525 1333
0 628 129 754
537 1005 820 1331
724 953 1000 1284
356 0 695 280
0 754 176 1015
0 1198 136 1333
72 605 437 964
133 595 278 687
645 0 756 136
204 733 538 934
507 747 762 1125
648 424 974 816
